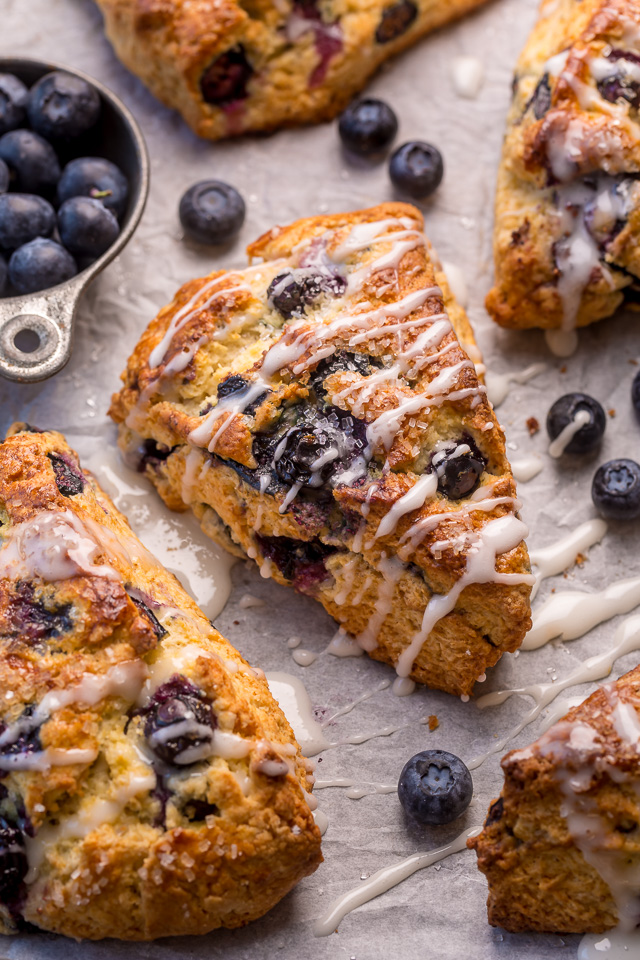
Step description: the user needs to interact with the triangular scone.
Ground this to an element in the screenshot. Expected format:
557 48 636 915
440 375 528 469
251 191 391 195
486 1 640 353
0 426 321 941
470 665 640 934
110 203 533 697
95 0 489 140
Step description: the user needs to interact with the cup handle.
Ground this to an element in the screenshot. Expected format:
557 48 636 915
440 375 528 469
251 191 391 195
0 273 89 383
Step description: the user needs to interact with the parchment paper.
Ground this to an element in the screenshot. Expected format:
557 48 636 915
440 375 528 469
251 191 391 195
3 1 640 957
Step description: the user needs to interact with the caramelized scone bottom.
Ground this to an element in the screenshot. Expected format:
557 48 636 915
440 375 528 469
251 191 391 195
0 426 321 940
110 203 533 697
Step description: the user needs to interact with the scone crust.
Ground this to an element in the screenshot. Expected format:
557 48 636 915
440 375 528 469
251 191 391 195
487 0 640 332
469 665 640 933
95 0 489 139
110 202 532 697
0 426 321 940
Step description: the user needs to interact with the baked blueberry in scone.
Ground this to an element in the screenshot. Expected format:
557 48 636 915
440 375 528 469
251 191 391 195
93 0 490 140
470 664 640 933
109 202 533 697
0 426 321 940
487 0 640 355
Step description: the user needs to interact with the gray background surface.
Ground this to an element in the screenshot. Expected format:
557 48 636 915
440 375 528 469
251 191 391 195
2 0 640 957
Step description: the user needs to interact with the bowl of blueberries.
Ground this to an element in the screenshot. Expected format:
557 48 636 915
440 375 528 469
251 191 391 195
0 58 149 383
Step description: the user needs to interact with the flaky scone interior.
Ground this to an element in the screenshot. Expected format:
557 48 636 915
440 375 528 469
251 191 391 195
470 663 640 934
0 426 321 941
95 0 489 140
487 0 640 352
110 202 533 697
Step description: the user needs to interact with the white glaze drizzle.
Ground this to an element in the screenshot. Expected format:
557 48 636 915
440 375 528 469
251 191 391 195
529 518 607 599
548 409 592 458
484 362 547 408
511 456 544 483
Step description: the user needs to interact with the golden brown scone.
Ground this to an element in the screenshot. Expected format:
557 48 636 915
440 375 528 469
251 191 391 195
469 664 640 934
0 425 321 940
109 202 533 697
94 0 490 139
486 0 640 353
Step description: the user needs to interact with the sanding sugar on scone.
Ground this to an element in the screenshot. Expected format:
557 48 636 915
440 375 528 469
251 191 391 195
94 0 491 140
109 202 533 697
0 425 321 941
486 0 640 356
469 662 640 934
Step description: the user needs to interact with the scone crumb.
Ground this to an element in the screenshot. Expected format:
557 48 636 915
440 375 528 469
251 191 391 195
575 553 586 567
608 408 616 418
428 715 439 731
526 417 540 436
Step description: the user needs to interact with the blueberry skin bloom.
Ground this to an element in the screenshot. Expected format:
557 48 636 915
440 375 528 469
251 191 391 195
592 459 640 520
57 196 120 258
179 180 245 244
398 749 473 825
338 98 398 156
0 158 9 194
27 71 101 141
0 129 61 196
0 73 29 136
546 392 606 455
57 156 129 220
389 141 444 199
632 369 640 421
9 238 77 295
0 253 6 295
0 193 55 249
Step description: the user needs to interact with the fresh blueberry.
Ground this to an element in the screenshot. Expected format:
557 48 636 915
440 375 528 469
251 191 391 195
338 98 398 156
398 749 473 825
9 238 76 295
138 675 217 766
57 196 119 258
0 129 60 196
0 74 28 136
0 159 8 194
434 442 486 500
179 180 245 244
546 392 606 455
0 193 55 249
57 156 129 220
632 370 640 420
27 71 100 141
0 253 6 296
48 452 85 497
0 818 28 903
592 459 640 520
389 141 444 199
375 0 418 43
200 46 254 105
268 270 346 319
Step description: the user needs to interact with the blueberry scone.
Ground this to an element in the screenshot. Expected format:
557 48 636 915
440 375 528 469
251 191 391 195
486 0 640 354
94 0 489 139
109 202 533 697
469 664 640 933
0 425 321 940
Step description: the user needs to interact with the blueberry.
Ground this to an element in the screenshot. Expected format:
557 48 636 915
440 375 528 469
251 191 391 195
389 141 444 199
217 373 267 415
375 0 418 43
0 254 6 296
268 270 346 319
0 159 8 194
338 98 398 156
596 51 640 110
398 750 473 825
592 459 640 520
8 238 76 295
27 71 100 141
179 180 245 245
0 74 28 136
5 582 72 643
0 129 60 196
57 156 129 220
433 441 486 500
0 819 27 903
529 73 551 119
546 392 606 455
57 196 119 258
632 370 640 420
182 799 219 822
138 675 217 766
255 534 337 591
48 452 85 497
128 595 167 640
200 46 254 105
0 193 55 249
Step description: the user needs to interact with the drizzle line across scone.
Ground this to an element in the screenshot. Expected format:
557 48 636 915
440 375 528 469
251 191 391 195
0 426 321 940
94 0 490 139
110 202 533 697
470 662 640 934
487 0 640 355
